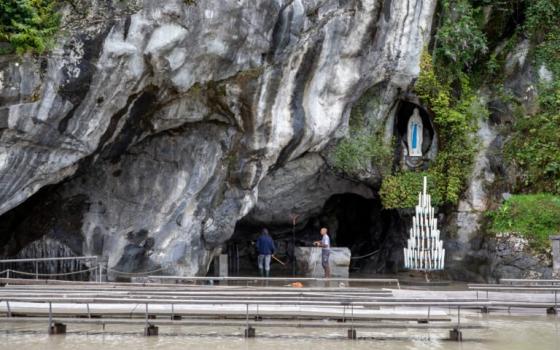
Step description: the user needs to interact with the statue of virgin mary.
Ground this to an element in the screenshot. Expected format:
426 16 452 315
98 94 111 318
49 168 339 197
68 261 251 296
407 108 423 157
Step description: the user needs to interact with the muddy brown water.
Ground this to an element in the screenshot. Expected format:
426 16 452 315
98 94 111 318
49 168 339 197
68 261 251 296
0 315 558 350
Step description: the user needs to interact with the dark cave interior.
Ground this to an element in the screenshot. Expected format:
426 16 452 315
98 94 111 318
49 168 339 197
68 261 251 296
1 185 411 279
224 193 409 277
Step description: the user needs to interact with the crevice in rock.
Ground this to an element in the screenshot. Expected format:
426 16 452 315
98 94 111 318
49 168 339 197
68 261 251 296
275 34 325 167
57 26 114 134
102 89 159 164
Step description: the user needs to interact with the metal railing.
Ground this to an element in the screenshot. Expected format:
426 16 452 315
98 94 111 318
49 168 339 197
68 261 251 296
0 256 104 282
148 276 401 289
0 289 487 339
500 278 560 286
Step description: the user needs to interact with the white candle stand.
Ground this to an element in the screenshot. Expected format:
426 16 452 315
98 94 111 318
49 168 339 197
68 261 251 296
403 176 445 281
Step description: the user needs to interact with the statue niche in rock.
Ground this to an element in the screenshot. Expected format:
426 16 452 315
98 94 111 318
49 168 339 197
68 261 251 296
407 108 423 157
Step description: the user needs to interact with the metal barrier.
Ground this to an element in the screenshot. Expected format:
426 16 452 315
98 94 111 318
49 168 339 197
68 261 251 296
149 276 401 289
0 256 103 282
500 278 560 286
0 284 486 340
469 284 559 312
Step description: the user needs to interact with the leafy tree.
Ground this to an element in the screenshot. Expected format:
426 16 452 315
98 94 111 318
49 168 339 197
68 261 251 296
0 0 60 54
434 0 488 73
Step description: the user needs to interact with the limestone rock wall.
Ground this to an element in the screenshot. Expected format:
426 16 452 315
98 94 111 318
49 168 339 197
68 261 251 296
0 0 436 275
443 37 555 282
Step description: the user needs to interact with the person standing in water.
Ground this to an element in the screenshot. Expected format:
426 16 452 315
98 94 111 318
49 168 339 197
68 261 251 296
313 227 331 278
256 228 276 277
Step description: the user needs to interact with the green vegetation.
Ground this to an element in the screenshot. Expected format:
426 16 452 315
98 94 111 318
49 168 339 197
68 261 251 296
333 133 393 176
0 0 61 55
525 0 560 78
380 51 487 209
380 172 444 209
488 194 560 250
332 86 393 177
503 0 560 195
472 0 560 246
505 108 560 194
379 0 490 209
434 0 487 73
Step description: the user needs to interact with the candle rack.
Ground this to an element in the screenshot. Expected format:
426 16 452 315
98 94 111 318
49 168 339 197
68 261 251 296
403 176 445 272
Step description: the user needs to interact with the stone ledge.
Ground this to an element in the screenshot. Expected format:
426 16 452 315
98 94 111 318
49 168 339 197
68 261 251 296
295 247 350 277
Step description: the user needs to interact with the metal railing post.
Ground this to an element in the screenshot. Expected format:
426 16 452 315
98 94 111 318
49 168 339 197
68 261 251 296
428 305 431 322
457 306 461 330
35 261 39 280
48 302 52 334
97 257 100 282
99 262 103 283
145 303 148 329
351 303 354 331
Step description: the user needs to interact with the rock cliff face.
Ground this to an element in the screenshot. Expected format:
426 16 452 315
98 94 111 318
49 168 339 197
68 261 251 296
444 37 556 282
0 0 436 275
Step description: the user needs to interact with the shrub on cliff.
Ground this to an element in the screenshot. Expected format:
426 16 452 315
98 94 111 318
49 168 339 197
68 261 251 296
434 0 488 72
489 194 560 250
331 85 394 178
0 0 60 54
333 133 393 177
506 110 560 195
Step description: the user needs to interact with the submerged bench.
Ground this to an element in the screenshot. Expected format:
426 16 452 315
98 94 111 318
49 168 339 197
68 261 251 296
499 279 560 286
468 284 559 314
0 316 485 340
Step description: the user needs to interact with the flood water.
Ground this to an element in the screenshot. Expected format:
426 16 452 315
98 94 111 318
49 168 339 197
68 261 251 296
0 315 558 350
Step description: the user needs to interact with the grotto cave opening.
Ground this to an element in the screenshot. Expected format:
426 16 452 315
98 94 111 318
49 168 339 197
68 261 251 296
222 193 408 277
0 185 93 280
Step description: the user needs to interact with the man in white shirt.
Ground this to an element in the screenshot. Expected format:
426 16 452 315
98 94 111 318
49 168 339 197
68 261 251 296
313 227 331 278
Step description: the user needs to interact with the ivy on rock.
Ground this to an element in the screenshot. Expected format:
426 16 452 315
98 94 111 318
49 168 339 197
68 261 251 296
505 0 560 195
488 194 560 251
380 51 487 209
379 0 489 209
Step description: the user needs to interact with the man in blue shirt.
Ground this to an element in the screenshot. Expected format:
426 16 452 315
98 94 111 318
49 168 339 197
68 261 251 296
256 228 276 277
